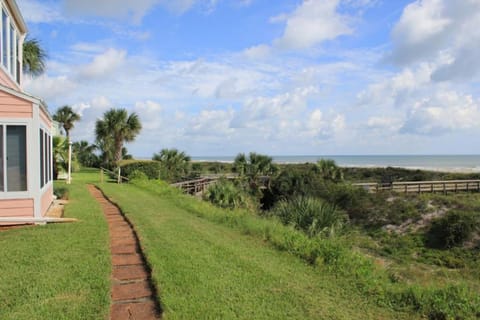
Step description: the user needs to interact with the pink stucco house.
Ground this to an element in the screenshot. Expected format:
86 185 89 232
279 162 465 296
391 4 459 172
0 0 53 224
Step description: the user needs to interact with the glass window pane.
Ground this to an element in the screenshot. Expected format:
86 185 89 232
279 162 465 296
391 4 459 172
48 135 51 182
7 126 27 191
0 125 3 191
10 24 14 75
16 33 19 83
2 10 7 68
40 129 44 187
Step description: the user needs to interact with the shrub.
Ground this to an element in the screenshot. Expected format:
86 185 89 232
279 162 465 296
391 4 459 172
54 186 69 200
271 196 347 237
426 211 478 249
120 161 162 180
129 170 148 181
204 179 253 210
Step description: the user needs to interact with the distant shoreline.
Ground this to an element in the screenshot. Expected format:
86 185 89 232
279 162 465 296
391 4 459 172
188 155 480 174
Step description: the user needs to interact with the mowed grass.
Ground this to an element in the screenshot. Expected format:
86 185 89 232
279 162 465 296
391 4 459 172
100 181 416 319
0 169 110 320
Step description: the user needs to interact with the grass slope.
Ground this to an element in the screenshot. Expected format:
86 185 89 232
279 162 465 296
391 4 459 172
0 170 110 320
99 181 415 319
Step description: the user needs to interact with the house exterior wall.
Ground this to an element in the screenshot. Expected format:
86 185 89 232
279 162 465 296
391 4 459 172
0 69 19 90
0 198 33 217
40 184 52 217
0 90 32 117
0 1 52 224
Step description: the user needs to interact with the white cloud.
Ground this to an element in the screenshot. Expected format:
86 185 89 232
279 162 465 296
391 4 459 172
274 0 352 50
231 86 318 128
77 49 127 79
387 0 480 80
17 0 62 23
24 74 77 102
186 109 234 136
401 91 480 135
243 44 271 60
357 64 433 108
305 109 345 139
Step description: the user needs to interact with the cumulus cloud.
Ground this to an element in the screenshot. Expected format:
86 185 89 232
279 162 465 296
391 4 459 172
186 109 234 137
386 0 480 80
230 86 318 128
77 49 127 79
400 91 480 135
24 74 77 102
274 0 352 50
357 64 433 108
243 44 271 60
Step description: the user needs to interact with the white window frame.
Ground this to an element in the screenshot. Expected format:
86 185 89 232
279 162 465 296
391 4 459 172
0 4 21 86
0 119 30 197
39 124 52 191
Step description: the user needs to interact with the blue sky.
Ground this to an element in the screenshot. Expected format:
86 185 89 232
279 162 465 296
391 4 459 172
17 0 480 157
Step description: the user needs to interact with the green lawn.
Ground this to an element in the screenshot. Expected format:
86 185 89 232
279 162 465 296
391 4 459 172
0 169 110 320
99 180 416 319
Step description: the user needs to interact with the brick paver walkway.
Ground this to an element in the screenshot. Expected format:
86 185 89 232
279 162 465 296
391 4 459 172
88 185 161 320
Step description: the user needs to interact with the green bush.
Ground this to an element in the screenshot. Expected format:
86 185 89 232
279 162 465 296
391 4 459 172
120 161 162 180
204 179 253 210
129 170 149 181
271 196 347 237
426 211 478 249
53 185 69 200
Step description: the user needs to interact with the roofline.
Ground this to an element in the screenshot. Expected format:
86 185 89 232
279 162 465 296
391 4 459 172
0 83 51 121
5 0 28 34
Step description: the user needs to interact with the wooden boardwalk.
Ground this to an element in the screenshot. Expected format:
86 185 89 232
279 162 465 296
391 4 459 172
354 179 480 194
171 178 219 195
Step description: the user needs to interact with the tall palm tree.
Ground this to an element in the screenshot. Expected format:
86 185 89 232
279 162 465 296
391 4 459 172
95 108 142 167
152 148 191 182
23 37 47 77
53 106 81 141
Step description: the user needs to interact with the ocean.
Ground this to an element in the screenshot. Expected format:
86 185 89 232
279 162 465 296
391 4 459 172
190 155 480 173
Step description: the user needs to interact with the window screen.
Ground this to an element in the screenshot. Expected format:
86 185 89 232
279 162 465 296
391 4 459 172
6 126 27 191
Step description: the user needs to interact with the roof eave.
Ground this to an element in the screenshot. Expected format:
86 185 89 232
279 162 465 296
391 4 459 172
6 0 28 34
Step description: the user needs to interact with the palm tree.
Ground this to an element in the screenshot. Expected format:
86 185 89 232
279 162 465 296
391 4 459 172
152 148 191 182
316 159 344 182
53 106 81 141
23 37 47 77
72 140 98 168
52 136 68 180
95 108 142 168
233 152 278 192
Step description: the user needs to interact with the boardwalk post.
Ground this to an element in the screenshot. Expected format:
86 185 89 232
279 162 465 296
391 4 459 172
443 183 446 195
118 167 121 184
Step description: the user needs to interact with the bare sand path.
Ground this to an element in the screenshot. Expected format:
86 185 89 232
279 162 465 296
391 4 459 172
88 185 161 320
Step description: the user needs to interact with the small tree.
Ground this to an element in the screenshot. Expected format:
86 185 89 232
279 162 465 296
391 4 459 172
152 148 191 182
316 159 344 182
53 105 81 141
95 108 142 168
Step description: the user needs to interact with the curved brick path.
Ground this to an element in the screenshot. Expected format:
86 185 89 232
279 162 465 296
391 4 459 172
88 185 161 320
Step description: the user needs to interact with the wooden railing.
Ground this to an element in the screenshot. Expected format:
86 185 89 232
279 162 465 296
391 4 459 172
354 179 480 194
100 167 129 184
171 178 219 195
